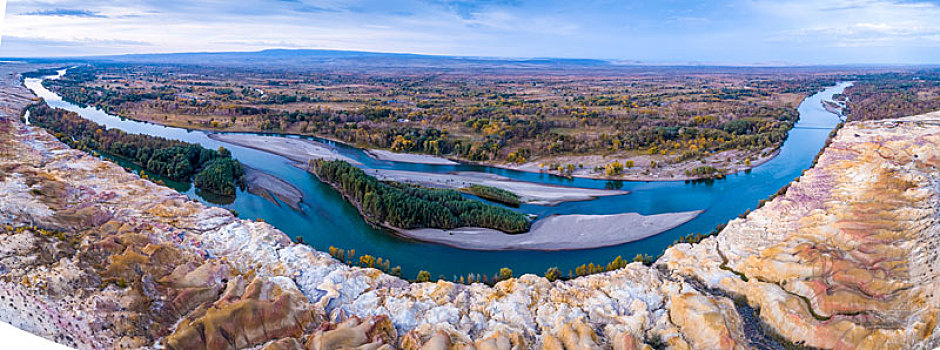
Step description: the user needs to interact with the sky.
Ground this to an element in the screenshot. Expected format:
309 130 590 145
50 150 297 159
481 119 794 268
1 0 939 65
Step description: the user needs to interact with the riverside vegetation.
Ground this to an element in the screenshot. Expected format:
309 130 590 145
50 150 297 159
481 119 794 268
326 243 654 285
28 88 798 286
45 64 834 178
462 184 520 206
27 103 245 196
308 159 530 233
842 69 940 121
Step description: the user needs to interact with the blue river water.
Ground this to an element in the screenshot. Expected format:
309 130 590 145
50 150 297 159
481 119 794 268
24 71 850 279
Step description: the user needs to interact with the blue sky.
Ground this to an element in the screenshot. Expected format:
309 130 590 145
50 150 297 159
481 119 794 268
1 0 939 64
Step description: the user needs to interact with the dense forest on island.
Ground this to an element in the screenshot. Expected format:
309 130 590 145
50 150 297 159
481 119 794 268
27 103 245 196
464 185 520 207
309 159 530 233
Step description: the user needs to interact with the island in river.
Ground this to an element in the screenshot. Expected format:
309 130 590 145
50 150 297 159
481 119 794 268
213 132 702 249
370 169 628 206
308 159 533 234
365 149 458 165
242 165 304 211
308 158 704 249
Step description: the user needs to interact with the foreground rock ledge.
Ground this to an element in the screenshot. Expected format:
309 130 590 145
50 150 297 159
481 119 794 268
1 68 939 349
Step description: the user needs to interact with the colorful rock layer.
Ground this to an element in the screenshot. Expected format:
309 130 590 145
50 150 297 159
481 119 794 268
1 64 938 349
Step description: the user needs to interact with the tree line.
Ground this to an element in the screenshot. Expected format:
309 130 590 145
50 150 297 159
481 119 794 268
463 185 520 207
27 103 245 196
843 70 940 121
308 159 530 233
45 65 813 167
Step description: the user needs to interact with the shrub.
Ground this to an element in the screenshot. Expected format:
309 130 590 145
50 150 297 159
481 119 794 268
415 270 431 282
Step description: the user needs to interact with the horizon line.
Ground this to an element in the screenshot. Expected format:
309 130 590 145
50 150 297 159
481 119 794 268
3 47 940 68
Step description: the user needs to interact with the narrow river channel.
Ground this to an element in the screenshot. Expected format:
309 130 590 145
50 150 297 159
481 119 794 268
24 70 851 279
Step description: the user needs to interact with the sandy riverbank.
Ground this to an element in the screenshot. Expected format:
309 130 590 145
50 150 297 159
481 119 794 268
243 166 304 211
396 210 703 250
208 133 362 165
822 99 845 116
487 147 779 182
366 149 457 165
370 169 628 205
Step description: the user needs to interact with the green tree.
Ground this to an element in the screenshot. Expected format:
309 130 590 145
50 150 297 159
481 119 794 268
389 266 402 277
544 267 562 282
28 104 244 197
497 268 513 282
605 161 624 176
310 160 530 233
359 255 376 268
415 270 431 283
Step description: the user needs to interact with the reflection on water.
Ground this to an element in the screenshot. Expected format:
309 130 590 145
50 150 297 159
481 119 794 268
24 70 851 279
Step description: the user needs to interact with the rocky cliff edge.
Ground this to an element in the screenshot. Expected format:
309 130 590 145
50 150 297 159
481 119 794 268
1 65 938 349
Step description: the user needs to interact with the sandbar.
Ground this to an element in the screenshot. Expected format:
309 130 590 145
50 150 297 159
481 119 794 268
243 165 304 211
370 169 627 205
396 210 703 250
209 133 361 165
366 149 457 165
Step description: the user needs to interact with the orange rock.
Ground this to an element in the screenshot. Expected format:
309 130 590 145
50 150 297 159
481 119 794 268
165 276 319 350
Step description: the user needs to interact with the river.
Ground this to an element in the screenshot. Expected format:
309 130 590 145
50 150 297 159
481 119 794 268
23 70 851 279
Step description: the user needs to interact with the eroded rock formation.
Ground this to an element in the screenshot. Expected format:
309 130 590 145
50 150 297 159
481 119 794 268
1 64 938 349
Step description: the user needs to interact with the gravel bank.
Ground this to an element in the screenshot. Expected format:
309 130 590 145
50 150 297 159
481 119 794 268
208 133 361 165
371 169 628 205
243 165 304 210
366 149 457 165
397 210 703 250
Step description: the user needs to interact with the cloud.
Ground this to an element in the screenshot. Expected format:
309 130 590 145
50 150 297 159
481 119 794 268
2 0 939 63
670 16 710 24
427 0 520 19
295 5 337 13
22 8 106 18
7 35 150 47
756 0 940 48
269 0 339 13
0 35 151 57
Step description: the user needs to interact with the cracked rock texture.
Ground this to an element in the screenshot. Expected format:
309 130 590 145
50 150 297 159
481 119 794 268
1 64 938 349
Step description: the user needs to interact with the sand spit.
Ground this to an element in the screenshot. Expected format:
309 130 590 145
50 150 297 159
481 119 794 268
208 133 361 165
371 169 628 205
243 165 304 211
398 210 703 250
366 149 458 165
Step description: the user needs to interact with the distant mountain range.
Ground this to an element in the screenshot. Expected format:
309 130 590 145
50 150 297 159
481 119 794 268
38 49 626 70
9 49 928 72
